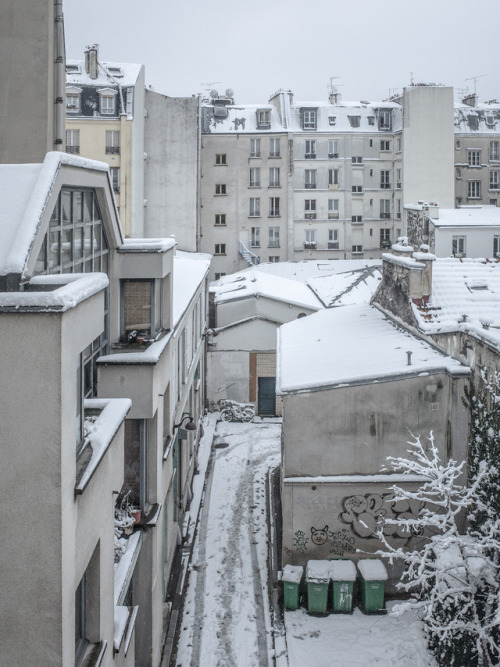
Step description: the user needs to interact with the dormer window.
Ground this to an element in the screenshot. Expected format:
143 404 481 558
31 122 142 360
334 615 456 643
121 279 161 341
348 115 360 128
256 109 271 129
328 116 336 126
66 63 81 75
378 110 392 130
105 66 124 78
66 87 82 113
98 88 117 116
302 109 317 130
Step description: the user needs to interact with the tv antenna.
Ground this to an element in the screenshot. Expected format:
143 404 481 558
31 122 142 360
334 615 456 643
465 74 486 95
201 81 222 97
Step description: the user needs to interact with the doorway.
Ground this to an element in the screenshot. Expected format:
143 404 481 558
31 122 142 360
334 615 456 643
258 377 276 416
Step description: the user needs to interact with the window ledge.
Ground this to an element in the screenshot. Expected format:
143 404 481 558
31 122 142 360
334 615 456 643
79 639 107 667
75 399 131 495
114 605 138 656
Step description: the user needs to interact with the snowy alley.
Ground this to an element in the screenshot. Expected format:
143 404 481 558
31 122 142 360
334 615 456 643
171 415 436 667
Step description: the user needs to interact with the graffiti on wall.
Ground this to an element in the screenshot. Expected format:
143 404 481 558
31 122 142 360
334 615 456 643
340 493 423 541
290 493 423 556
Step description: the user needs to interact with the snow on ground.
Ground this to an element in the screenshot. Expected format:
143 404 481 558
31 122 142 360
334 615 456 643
175 417 435 667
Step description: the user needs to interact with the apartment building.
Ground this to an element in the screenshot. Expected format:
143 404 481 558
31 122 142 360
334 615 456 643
0 152 209 665
454 95 500 208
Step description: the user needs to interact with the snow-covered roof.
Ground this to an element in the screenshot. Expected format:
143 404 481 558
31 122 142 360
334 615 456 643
288 101 403 134
66 59 143 88
202 104 284 134
412 257 500 346
250 259 381 282
454 103 500 134
307 265 382 307
431 206 500 228
0 152 110 277
120 238 176 252
277 304 469 394
211 267 323 311
173 251 211 326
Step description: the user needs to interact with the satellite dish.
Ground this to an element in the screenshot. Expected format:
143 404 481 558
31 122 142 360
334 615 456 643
210 89 219 99
225 88 234 98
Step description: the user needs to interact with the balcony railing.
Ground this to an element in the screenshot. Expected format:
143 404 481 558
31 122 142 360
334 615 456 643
106 146 120 155
305 213 317 220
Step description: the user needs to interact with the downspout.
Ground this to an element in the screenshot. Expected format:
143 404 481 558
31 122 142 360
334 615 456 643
54 0 65 150
196 94 202 252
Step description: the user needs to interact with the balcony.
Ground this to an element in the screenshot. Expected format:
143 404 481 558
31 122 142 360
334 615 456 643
380 213 391 219
328 242 340 249
328 153 339 158
106 147 120 155
305 153 316 159
66 146 80 154
305 183 316 189
328 212 339 219
304 241 317 249
380 183 392 189
305 213 317 220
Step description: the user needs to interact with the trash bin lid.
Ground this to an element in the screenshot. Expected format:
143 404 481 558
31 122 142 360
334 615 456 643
357 558 388 581
329 559 356 581
282 564 303 584
306 559 330 583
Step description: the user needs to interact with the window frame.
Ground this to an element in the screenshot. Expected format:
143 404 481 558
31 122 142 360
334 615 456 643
249 197 261 217
215 153 227 166
214 213 226 226
268 226 280 248
214 243 226 255
269 166 280 188
121 278 159 341
215 183 227 196
105 130 120 155
249 167 261 188
269 138 281 158
269 196 280 217
250 138 261 158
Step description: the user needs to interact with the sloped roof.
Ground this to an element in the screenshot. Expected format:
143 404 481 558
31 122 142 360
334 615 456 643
0 152 110 277
454 103 500 134
66 59 143 88
173 251 211 326
412 257 500 347
211 267 323 311
307 265 382 307
277 304 469 394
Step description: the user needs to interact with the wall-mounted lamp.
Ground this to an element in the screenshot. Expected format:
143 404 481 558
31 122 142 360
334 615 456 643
173 412 197 438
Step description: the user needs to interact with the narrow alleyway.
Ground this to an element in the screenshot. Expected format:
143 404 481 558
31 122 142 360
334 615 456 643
173 418 282 667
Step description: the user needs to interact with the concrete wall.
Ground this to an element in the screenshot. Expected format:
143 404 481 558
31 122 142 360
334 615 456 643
0 0 60 163
282 373 469 477
402 86 455 209
144 92 200 249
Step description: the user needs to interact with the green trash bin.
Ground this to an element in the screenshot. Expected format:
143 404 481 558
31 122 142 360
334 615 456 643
306 560 330 616
282 564 303 611
329 559 356 613
357 558 388 613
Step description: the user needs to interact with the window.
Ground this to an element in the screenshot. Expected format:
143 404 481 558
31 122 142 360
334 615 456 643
250 138 261 158
302 109 317 130
305 199 316 219
110 167 120 193
215 153 227 165
328 199 339 218
380 170 391 189
122 279 159 339
251 227 260 247
249 197 260 217
124 419 149 509
352 185 363 193
268 256 280 263
215 243 226 255
215 214 226 226
214 272 226 280
396 168 402 188
380 140 391 151
352 156 363 164
328 116 336 126
379 110 391 130
66 89 80 113
75 573 87 659
329 169 339 187
468 150 481 166
269 226 280 247
250 167 261 187
380 199 391 218
380 229 391 248
105 130 120 154
352 245 363 253
100 94 115 115
456 167 462 179
348 116 360 128
305 140 316 158
270 138 280 157
269 167 280 187
368 117 375 126
397 199 402 219
490 171 499 190
328 139 339 158
215 183 226 195
328 229 339 249
351 215 362 223
494 236 500 257
257 109 271 129
468 180 481 199
304 229 317 246
490 141 499 161
452 236 466 257
305 169 316 189
65 129 80 154
269 197 280 216
397 138 402 151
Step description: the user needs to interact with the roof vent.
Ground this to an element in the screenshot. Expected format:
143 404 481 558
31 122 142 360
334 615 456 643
406 351 413 366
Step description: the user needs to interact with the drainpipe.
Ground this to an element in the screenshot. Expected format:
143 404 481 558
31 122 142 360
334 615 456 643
54 0 65 151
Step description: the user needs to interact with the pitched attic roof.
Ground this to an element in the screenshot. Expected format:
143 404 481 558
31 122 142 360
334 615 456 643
211 267 323 311
66 59 143 88
412 257 500 347
307 265 382 307
277 303 469 394
0 152 110 277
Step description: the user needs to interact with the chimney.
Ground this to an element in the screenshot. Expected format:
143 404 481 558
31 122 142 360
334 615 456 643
85 45 99 80
462 93 477 108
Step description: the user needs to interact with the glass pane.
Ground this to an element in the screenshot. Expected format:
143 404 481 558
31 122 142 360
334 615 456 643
49 230 60 268
62 191 72 224
50 197 60 228
61 229 73 265
83 191 93 222
124 281 152 333
74 192 84 223
74 227 84 260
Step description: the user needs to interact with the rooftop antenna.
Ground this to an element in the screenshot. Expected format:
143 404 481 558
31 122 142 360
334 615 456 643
201 81 221 97
465 74 486 96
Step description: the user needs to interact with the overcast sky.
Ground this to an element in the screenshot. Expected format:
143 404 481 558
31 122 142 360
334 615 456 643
64 0 500 106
